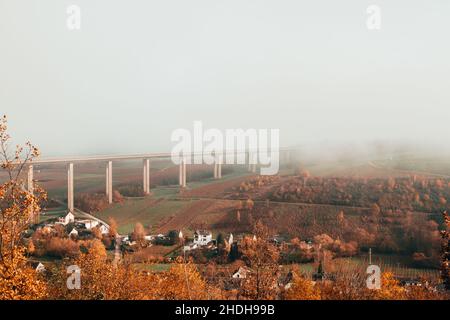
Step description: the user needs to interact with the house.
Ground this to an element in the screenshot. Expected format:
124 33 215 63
31 262 46 273
232 266 252 279
179 230 183 239
183 243 198 252
399 278 423 287
58 212 75 225
78 219 99 230
193 230 212 246
228 233 234 245
270 235 286 246
69 228 78 238
99 224 109 235
404 280 422 287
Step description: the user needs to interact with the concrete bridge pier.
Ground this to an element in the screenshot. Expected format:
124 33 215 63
106 161 112 204
179 158 187 188
143 159 150 195
179 161 182 186
183 160 186 187
248 153 257 173
67 163 74 212
214 163 222 179
27 165 34 194
27 165 38 223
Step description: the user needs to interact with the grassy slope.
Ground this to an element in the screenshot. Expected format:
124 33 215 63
94 197 192 234
89 169 250 235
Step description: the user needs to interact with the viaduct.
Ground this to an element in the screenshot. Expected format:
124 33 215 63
26 149 293 213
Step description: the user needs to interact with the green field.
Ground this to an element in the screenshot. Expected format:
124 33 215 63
39 206 68 223
88 168 250 235
134 263 172 273
93 197 193 234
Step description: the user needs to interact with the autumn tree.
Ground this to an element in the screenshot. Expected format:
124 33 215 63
216 233 224 246
245 198 254 210
45 237 79 258
131 222 145 245
337 210 345 225
283 272 320 300
112 190 124 203
372 272 406 300
48 239 157 300
370 203 381 217
108 217 118 238
441 211 450 290
26 240 35 256
404 279 445 300
238 221 280 299
253 219 270 239
48 245 218 300
0 115 47 299
155 259 211 300
319 263 369 300
91 226 102 240
300 169 310 186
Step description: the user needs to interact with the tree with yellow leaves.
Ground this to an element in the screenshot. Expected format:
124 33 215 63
108 217 118 239
48 239 158 300
373 272 406 300
238 221 280 300
131 222 145 245
155 258 210 300
0 115 47 299
245 198 254 210
283 272 321 300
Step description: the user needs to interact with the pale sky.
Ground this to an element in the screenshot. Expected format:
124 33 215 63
0 0 449 157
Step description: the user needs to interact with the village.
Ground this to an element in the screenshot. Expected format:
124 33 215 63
25 210 320 288
26 209 436 295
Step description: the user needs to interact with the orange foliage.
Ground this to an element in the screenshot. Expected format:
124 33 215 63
0 115 47 299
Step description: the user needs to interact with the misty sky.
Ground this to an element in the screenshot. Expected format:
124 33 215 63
0 0 449 157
